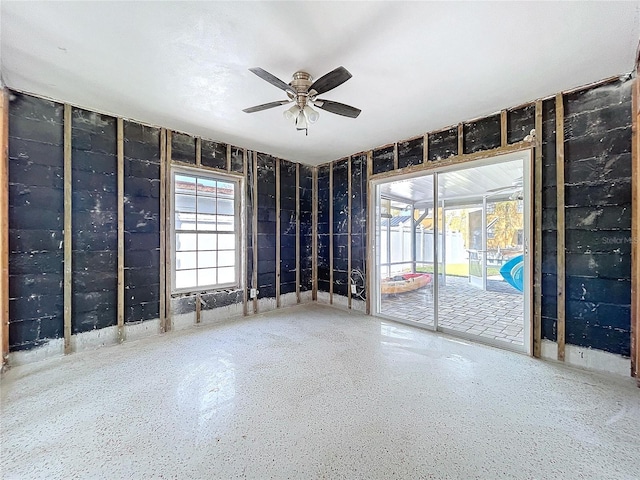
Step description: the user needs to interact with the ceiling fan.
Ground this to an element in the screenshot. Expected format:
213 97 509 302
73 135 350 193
486 177 524 200
243 66 361 135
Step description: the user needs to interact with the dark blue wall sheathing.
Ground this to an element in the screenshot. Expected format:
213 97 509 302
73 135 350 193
8 93 64 351
372 145 394 175
398 137 423 169
508 104 536 144
201 140 226 170
71 108 118 334
256 154 276 299
350 154 367 299
428 127 458 161
317 165 330 293
463 114 501 154
563 80 633 356
8 77 634 358
298 165 313 292
231 146 244 174
332 160 349 297
171 132 195 164
123 121 160 323
279 160 297 296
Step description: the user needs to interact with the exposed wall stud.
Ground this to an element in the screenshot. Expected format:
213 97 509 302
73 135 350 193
423 133 429 163
632 75 639 382
276 158 281 308
163 130 172 332
393 143 399 170
457 123 464 155
501 109 508 147
0 90 9 367
329 161 334 304
365 151 373 315
347 156 352 309
226 143 231 172
63 104 72 354
195 294 201 324
117 118 125 343
312 167 318 301
556 93 566 362
195 137 201 166
159 129 167 332
533 100 543 358
242 149 248 316
252 151 258 314
295 162 301 304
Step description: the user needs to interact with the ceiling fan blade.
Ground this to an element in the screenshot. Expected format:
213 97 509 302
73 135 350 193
314 99 361 118
309 66 352 95
243 100 291 113
486 186 512 193
248 67 295 95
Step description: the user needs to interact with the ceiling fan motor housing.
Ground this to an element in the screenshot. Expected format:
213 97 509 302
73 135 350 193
289 71 314 108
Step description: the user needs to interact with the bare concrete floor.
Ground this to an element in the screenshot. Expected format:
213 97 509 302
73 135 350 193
1 304 638 479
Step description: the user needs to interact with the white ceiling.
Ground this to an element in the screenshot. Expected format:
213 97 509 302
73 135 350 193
1 2 639 166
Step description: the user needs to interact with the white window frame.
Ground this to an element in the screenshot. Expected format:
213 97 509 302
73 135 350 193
171 166 242 294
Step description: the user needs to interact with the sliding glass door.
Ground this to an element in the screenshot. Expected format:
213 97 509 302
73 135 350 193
373 151 531 352
376 175 435 326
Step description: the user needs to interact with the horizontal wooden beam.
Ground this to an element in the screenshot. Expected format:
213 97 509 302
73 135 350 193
369 140 535 182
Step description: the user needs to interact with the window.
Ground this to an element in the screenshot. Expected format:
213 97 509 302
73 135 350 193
172 168 240 292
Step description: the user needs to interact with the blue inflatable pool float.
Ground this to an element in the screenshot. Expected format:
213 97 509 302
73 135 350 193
500 254 524 292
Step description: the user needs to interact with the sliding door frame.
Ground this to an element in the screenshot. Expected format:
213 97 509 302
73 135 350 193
369 147 534 355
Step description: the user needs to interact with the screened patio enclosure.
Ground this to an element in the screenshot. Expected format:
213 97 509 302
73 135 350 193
373 152 531 352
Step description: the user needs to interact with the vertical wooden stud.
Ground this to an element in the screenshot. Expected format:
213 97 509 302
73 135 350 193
242 149 248 317
116 118 125 343
226 144 231 172
0 90 9 367
159 129 167 332
63 104 72 354
275 158 281 308
195 294 201 324
500 109 508 147
457 123 464 155
195 137 201 166
556 93 566 362
312 167 318 301
393 143 399 170
533 100 543 358
347 156 352 309
163 130 172 332
631 76 639 382
365 151 373 315
423 133 429 163
295 162 301 304
252 151 258 314
329 161 334 304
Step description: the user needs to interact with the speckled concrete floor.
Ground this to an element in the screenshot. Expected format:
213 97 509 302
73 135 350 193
1 304 639 479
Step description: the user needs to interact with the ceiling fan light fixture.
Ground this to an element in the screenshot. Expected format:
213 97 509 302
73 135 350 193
295 110 308 130
303 105 319 124
283 104 299 122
